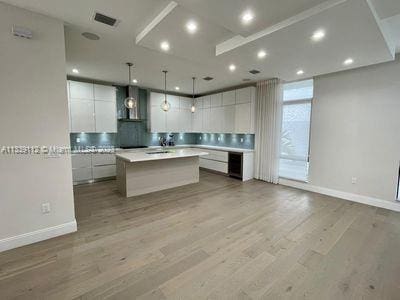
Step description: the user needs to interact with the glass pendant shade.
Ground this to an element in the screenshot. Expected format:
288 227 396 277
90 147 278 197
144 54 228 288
124 63 138 109
161 100 170 112
124 97 137 109
191 105 196 113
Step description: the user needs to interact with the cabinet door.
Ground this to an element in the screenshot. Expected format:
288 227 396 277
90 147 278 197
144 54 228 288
94 84 116 102
179 109 192 132
203 96 211 108
150 106 166 132
236 87 255 104
70 99 95 132
71 154 92 169
167 95 180 109
180 97 192 109
192 108 203 132
72 168 92 182
235 103 251 133
69 81 93 99
211 93 222 107
223 105 235 133
95 101 117 133
210 107 223 133
203 108 211 132
150 92 165 107
92 153 116 166
93 165 116 179
194 97 203 109
222 90 236 106
166 108 180 132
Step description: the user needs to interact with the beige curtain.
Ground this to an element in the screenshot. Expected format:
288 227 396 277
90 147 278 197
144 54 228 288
254 78 283 183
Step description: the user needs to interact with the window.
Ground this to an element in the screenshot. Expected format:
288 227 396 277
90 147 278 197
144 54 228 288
279 79 313 181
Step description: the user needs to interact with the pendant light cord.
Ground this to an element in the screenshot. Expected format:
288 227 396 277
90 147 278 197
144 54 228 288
163 70 168 103
126 62 133 98
192 77 196 105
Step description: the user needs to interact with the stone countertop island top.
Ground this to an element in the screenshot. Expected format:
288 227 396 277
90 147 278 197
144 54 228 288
116 148 209 163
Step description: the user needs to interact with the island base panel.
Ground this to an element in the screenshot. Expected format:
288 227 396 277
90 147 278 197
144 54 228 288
117 157 200 197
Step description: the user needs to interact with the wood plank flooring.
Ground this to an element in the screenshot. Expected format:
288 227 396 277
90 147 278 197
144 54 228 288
1 170 400 299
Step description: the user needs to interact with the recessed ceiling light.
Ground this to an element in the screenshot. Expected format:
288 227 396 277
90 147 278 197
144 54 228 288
160 41 170 51
186 20 198 34
241 11 254 24
311 29 325 42
229 64 236 72
343 58 354 66
132 79 138 84
72 68 79 74
257 50 267 59
297 70 304 75
175 86 180 90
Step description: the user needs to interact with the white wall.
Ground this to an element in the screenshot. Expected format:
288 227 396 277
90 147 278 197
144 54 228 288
307 57 400 204
0 3 76 251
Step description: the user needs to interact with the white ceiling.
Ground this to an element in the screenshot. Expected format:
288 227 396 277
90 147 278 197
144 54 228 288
2 0 400 94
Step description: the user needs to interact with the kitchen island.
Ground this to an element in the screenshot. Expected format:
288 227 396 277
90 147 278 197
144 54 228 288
116 148 208 197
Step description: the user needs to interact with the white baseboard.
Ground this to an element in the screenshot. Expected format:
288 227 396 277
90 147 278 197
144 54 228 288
279 178 400 212
0 220 77 253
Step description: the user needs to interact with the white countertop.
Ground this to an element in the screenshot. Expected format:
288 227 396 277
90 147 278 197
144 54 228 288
116 148 209 163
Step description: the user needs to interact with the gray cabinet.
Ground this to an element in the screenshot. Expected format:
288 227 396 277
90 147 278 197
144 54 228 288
71 153 116 184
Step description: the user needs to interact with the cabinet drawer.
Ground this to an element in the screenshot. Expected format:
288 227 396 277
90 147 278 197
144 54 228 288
71 154 92 169
72 168 92 182
204 149 228 162
92 153 116 166
93 165 116 179
200 158 228 173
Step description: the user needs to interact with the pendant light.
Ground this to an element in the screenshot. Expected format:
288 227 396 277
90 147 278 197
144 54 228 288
161 70 171 112
124 63 137 110
191 77 196 113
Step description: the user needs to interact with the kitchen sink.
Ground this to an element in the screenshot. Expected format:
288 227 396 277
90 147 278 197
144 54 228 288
146 150 174 155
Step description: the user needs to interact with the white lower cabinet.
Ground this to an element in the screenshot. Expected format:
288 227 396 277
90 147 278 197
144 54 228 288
72 168 93 182
71 153 116 184
93 165 116 179
199 158 228 173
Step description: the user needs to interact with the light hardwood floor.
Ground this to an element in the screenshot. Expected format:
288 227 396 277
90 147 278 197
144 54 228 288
1 170 400 299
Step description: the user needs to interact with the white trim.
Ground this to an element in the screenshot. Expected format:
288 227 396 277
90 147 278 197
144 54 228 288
216 0 347 56
136 1 178 44
0 220 77 253
279 178 400 212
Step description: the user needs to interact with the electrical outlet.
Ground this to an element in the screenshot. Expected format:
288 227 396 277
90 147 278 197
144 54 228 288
41 203 51 214
351 177 357 184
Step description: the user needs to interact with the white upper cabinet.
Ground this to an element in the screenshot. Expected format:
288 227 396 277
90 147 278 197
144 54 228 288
150 106 166 132
68 81 116 133
148 86 256 134
94 84 116 102
192 109 203 132
69 81 93 99
236 87 255 104
167 95 180 109
179 109 192 132
223 105 235 133
180 97 192 109
95 100 117 132
69 99 95 132
194 97 203 109
166 108 180 132
210 93 222 107
203 96 211 108
235 103 252 133
222 90 236 106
